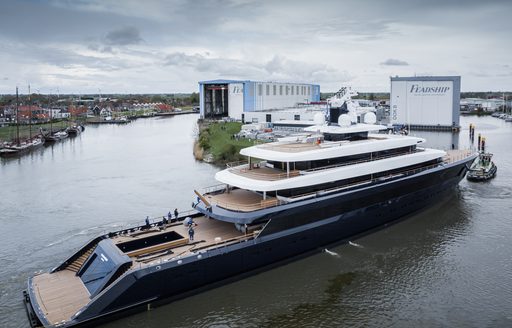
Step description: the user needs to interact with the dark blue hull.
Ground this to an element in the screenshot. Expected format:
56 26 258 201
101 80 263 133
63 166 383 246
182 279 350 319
25 157 473 327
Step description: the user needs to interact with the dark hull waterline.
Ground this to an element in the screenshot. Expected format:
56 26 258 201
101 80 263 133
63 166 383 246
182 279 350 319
23 157 474 327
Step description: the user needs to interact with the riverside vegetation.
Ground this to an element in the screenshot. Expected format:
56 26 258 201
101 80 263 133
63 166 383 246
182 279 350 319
194 121 255 164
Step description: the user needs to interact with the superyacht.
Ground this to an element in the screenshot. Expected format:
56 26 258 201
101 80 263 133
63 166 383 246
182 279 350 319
23 91 476 327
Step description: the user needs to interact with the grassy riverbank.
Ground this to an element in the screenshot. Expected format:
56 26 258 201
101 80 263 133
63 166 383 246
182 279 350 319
196 121 255 163
0 121 68 142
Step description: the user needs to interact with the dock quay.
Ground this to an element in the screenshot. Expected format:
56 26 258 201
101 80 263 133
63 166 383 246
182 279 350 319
154 110 198 117
86 118 131 125
406 124 460 132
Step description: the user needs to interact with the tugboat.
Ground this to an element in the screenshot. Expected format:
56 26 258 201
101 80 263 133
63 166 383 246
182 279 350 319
467 152 497 181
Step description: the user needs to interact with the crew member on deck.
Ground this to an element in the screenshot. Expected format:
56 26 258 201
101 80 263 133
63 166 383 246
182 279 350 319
174 208 179 220
145 216 150 228
188 225 195 242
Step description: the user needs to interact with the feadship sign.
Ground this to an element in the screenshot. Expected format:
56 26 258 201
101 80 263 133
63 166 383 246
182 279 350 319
409 84 450 94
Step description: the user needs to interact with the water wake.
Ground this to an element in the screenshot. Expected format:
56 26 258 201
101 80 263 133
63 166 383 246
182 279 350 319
349 241 363 248
324 248 340 257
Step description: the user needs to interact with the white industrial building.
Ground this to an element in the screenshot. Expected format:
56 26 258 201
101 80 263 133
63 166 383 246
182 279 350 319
460 98 507 112
198 79 320 121
390 76 461 130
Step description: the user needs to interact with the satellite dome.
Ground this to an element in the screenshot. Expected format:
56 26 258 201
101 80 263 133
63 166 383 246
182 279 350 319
338 114 351 127
313 113 325 125
329 98 344 108
364 112 377 124
349 111 358 123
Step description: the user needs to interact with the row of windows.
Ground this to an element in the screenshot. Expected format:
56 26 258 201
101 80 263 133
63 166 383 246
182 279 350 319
257 84 312 97
272 158 439 198
267 146 418 172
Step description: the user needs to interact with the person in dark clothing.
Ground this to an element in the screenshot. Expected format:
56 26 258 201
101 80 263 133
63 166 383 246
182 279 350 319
174 208 179 220
145 216 150 228
168 211 172 220
188 225 195 241
162 216 168 225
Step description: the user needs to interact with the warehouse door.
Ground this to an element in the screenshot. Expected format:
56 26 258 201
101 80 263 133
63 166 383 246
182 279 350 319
204 84 229 118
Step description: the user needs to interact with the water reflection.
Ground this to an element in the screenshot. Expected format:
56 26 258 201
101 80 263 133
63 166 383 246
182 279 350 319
1 115 511 328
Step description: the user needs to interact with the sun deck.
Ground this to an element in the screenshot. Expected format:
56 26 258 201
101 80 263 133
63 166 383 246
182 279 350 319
111 215 248 265
31 270 90 326
31 215 250 325
204 189 278 212
443 149 473 164
229 165 300 181
258 142 321 153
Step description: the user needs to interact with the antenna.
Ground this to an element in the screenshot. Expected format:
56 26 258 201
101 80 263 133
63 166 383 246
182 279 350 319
28 84 32 139
16 86 20 145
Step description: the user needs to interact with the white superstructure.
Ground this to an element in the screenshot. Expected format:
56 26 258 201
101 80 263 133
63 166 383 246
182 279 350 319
216 135 444 192
201 113 449 212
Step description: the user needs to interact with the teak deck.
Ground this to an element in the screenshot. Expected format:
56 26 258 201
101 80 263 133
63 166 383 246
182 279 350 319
112 216 244 263
32 215 246 325
205 189 278 212
444 149 472 164
32 270 90 325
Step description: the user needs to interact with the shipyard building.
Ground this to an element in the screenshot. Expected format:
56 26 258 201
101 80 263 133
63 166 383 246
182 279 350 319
390 76 461 130
198 80 320 121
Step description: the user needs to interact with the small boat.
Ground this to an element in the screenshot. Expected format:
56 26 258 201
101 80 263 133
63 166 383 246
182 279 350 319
45 130 69 142
0 87 45 158
0 137 44 157
66 125 84 136
467 152 497 181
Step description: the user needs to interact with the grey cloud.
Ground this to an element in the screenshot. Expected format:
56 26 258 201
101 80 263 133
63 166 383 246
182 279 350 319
0 2 155 45
7 43 132 72
163 52 351 84
164 52 264 77
3 77 8 81
87 44 99 51
470 71 491 78
104 26 143 45
381 59 409 66
88 44 116 54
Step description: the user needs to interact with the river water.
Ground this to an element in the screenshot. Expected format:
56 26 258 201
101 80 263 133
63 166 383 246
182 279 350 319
1 114 511 328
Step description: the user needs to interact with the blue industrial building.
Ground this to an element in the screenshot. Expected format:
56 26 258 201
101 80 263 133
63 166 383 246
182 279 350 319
198 79 320 120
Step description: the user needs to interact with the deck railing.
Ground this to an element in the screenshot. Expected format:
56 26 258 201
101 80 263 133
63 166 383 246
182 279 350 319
303 149 422 173
208 197 282 212
226 149 425 180
203 149 475 213
443 149 472 164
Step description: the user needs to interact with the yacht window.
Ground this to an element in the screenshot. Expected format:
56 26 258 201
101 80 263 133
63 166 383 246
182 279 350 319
79 253 116 295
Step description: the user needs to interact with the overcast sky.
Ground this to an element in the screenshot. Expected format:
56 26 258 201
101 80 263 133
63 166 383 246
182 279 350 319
0 0 511 94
